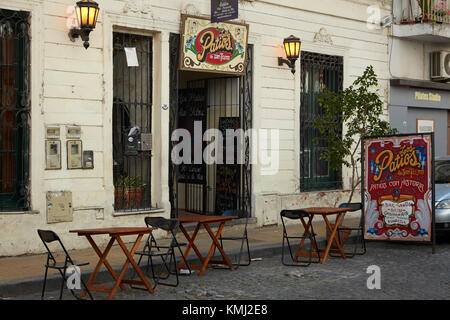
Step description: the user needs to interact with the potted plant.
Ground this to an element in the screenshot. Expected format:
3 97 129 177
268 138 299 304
314 66 397 247
114 175 146 209
418 0 432 22
433 1 448 23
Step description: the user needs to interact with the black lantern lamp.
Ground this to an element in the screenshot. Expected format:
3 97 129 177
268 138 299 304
68 0 100 49
278 35 301 74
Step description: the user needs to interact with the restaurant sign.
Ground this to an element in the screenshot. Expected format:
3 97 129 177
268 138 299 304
179 15 249 75
362 134 435 242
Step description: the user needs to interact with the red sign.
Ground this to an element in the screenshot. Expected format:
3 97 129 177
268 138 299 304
195 28 235 64
363 134 433 242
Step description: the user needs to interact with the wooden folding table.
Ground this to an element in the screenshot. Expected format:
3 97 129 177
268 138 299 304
70 227 154 300
174 212 237 277
293 207 350 264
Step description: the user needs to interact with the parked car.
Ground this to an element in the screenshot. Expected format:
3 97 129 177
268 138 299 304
435 156 450 230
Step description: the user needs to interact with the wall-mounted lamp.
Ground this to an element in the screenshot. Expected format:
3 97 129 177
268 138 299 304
278 35 301 74
68 0 100 49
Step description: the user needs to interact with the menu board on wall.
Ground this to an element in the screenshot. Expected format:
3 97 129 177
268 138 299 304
363 134 434 242
177 88 207 185
179 15 249 75
215 117 241 215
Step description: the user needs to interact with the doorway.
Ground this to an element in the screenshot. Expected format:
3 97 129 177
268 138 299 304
112 32 153 212
169 34 252 218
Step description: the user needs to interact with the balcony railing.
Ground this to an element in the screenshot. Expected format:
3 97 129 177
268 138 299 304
394 0 450 24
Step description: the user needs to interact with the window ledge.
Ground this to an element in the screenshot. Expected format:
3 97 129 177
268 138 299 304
0 210 39 215
113 208 166 217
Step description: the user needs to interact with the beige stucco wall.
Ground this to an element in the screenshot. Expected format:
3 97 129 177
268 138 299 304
0 0 390 257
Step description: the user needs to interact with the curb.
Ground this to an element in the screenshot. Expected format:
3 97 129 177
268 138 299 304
0 235 358 298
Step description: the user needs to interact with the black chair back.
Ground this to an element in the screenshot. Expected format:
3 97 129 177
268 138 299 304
338 202 362 212
280 209 310 220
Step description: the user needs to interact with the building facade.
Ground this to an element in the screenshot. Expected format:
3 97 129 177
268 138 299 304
0 0 391 256
391 0 450 157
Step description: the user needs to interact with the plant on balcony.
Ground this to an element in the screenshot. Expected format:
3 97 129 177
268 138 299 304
418 0 433 22
114 175 147 209
433 1 450 22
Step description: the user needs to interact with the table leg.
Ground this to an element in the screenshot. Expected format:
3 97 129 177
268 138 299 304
177 223 204 271
114 235 153 299
321 213 346 264
294 216 320 261
202 222 234 276
81 236 124 298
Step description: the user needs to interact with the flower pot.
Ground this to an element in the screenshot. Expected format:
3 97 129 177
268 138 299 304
114 187 143 209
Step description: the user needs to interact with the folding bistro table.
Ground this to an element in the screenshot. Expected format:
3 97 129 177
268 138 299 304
293 207 350 264
175 212 237 276
70 227 154 300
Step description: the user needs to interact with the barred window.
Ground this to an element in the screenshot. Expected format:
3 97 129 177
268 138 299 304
0 9 30 211
300 52 343 192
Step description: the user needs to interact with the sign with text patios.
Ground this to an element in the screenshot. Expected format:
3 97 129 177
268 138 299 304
179 15 248 75
362 134 435 242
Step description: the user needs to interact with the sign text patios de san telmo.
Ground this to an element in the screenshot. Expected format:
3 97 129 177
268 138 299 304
179 15 249 75
363 134 434 242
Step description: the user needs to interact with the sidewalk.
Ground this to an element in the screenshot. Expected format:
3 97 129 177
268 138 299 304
0 217 360 298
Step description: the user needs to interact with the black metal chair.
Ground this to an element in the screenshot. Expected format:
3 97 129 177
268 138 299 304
213 209 251 269
280 209 321 267
37 229 93 300
133 217 189 289
330 202 366 258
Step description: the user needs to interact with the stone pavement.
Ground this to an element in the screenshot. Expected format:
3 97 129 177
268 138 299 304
0 216 361 298
7 234 450 300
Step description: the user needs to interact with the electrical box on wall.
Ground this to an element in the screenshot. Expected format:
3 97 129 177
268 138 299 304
46 126 61 139
46 191 73 224
66 125 81 139
67 140 83 169
45 140 61 170
83 150 94 169
45 125 62 170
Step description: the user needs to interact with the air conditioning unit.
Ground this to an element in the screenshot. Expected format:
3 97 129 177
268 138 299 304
430 51 450 82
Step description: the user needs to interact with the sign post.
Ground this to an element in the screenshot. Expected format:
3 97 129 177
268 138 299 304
362 133 435 252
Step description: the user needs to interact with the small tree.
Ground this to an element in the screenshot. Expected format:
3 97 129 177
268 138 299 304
314 65 396 204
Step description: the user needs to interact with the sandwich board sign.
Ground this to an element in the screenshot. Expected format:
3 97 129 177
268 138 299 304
362 133 435 249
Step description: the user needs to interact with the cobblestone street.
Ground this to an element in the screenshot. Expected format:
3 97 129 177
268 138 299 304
8 235 450 301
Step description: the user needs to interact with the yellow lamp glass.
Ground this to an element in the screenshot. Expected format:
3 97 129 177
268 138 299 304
75 0 99 28
283 35 301 60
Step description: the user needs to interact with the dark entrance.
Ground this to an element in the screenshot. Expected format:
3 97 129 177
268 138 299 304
169 34 252 218
112 32 153 212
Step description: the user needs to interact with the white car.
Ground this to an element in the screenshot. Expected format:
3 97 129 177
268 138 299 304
435 156 450 230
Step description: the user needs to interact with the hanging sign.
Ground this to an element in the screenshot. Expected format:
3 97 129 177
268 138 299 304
211 0 238 23
179 15 249 75
362 133 435 242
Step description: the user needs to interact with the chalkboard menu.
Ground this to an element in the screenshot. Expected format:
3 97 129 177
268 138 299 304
215 117 241 214
177 88 207 185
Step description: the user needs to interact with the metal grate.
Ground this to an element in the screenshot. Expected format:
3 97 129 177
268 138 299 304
169 34 252 217
0 9 30 211
300 51 343 192
113 32 152 211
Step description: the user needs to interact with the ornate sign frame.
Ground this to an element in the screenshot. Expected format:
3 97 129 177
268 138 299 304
362 133 435 245
179 14 249 75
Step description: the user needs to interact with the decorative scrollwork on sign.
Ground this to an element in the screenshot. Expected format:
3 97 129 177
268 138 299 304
230 62 244 73
184 56 201 68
